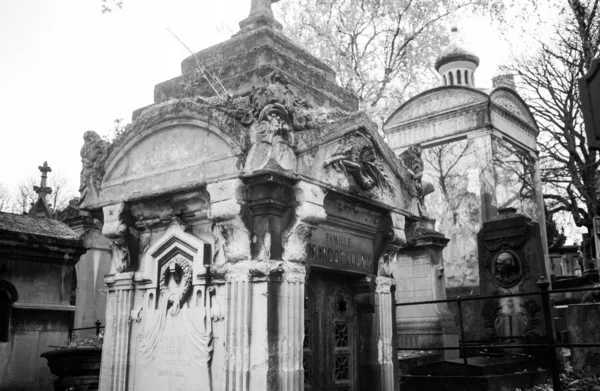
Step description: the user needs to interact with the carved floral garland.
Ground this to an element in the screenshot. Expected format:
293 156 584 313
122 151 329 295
159 255 193 315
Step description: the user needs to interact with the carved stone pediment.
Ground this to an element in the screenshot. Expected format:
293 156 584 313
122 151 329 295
295 117 419 214
490 89 537 129
385 87 488 128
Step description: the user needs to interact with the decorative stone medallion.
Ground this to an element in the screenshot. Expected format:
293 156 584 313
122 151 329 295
491 251 522 288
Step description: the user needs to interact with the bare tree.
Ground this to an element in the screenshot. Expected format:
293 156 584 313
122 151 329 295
277 0 507 123
505 2 600 234
0 183 12 212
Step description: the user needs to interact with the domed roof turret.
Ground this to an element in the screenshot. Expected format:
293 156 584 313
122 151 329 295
435 27 480 71
435 27 479 87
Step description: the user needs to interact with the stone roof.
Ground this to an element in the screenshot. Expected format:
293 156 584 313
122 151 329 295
0 211 80 241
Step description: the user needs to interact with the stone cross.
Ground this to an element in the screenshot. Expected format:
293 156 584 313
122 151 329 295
34 161 53 198
248 0 280 18
239 0 282 33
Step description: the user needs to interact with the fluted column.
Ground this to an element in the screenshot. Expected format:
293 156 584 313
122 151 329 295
375 276 399 391
99 272 135 391
277 264 306 390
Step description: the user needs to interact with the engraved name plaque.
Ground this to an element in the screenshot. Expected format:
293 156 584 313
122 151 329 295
305 227 375 274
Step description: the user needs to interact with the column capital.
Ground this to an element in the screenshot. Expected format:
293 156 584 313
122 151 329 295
282 181 327 262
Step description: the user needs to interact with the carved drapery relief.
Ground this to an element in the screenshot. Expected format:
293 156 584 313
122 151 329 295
137 285 216 364
324 132 394 194
282 182 327 262
399 145 434 217
79 130 109 205
103 203 136 273
207 179 251 265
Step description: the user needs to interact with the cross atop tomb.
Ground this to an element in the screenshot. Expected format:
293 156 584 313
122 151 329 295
34 161 53 199
238 0 282 34
28 161 55 219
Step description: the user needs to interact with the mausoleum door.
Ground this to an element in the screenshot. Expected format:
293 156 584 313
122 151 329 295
304 272 358 391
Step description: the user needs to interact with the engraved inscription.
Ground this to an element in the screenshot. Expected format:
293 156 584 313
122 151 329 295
305 228 374 274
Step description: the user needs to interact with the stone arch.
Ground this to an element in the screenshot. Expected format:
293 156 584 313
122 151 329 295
0 281 17 303
385 86 489 128
100 115 245 205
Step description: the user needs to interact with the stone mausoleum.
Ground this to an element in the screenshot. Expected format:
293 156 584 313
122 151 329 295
384 27 549 293
0 163 86 391
79 1 457 390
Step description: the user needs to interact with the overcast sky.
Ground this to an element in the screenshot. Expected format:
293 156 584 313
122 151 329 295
0 0 536 196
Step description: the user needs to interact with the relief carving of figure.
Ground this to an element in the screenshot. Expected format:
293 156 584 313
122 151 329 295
324 132 393 193
79 131 109 204
399 145 434 215
492 251 522 288
244 72 308 173
111 236 130 273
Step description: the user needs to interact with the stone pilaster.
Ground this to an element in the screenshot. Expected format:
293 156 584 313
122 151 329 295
218 261 307 391
276 263 306 389
99 272 135 391
374 276 399 391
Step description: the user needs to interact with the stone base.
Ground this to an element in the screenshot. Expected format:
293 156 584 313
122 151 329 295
401 355 548 391
397 350 443 375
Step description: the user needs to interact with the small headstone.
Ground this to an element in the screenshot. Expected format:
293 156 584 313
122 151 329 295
478 208 548 345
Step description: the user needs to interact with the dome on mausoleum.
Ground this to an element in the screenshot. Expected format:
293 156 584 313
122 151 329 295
435 27 479 88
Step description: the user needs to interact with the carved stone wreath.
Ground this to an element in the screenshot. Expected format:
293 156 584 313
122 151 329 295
159 255 193 310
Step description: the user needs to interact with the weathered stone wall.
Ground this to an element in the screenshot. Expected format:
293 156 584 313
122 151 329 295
0 258 76 390
421 135 542 289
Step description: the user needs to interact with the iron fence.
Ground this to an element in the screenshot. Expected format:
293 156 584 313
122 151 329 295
395 277 600 391
67 319 104 343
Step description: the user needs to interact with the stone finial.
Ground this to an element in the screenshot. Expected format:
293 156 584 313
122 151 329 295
29 161 55 219
238 0 282 34
492 74 516 90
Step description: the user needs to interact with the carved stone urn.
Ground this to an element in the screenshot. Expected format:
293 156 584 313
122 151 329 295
41 347 102 391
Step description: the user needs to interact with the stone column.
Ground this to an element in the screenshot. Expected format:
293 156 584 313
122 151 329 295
99 203 137 391
375 276 399 391
219 261 307 391
98 272 135 391
394 219 455 361
212 180 325 391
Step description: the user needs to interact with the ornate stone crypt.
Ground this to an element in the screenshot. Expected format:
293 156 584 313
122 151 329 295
79 1 453 390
